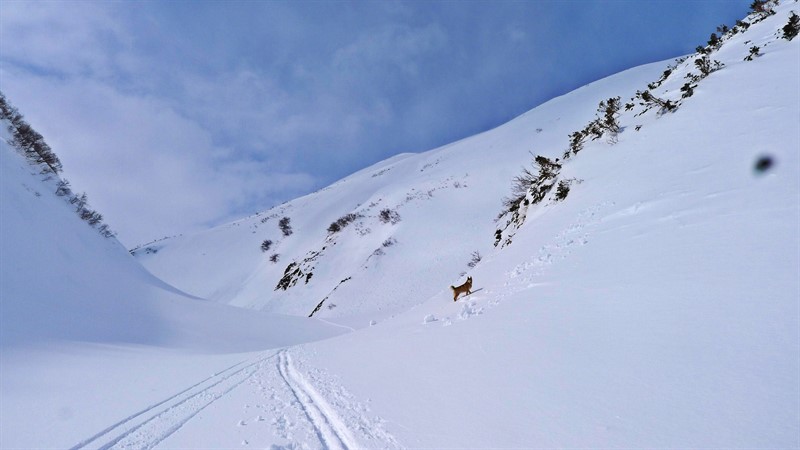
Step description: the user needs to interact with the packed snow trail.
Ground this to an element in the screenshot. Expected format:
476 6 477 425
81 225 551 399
70 353 278 450
276 350 360 450
68 348 400 449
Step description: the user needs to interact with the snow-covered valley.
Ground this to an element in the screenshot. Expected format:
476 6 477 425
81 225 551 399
2 3 798 448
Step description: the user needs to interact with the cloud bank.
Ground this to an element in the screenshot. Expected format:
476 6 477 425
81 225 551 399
0 1 751 246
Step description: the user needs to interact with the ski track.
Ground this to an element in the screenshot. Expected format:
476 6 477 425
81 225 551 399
70 352 278 450
276 350 360 450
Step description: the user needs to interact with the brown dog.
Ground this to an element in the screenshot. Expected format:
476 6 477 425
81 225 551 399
451 276 473 302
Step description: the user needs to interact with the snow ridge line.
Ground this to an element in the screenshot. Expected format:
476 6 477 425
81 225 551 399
70 352 277 450
277 350 359 450
316 317 357 332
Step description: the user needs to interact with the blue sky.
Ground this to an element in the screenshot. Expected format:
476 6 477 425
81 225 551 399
0 0 752 246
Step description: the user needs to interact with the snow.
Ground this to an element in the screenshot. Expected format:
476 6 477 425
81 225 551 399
2 3 798 448
0 124 345 447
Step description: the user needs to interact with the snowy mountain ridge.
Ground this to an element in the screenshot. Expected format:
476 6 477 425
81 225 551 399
1 2 798 448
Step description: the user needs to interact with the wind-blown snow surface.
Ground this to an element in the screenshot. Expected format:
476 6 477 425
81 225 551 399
3 3 799 448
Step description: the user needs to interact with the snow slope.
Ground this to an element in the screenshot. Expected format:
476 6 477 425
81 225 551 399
0 139 345 352
2 2 798 448
0 121 345 446
134 55 672 324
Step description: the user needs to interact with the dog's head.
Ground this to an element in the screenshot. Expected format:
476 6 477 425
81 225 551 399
466 276 472 285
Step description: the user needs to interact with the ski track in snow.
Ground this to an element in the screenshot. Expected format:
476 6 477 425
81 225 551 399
251 349 401 449
70 352 278 450
275 350 359 450
71 346 401 449
71 348 399 449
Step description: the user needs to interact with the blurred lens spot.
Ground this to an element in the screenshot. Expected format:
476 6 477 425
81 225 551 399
754 155 775 174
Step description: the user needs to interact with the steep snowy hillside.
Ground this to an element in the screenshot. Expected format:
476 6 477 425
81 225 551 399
134 61 673 323
2 2 798 448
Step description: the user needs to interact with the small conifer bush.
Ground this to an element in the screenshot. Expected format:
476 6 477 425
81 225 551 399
378 208 401 224
744 45 761 61
783 12 799 40
554 180 571 201
279 217 293 236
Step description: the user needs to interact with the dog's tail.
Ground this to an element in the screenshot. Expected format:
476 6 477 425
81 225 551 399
450 285 455 291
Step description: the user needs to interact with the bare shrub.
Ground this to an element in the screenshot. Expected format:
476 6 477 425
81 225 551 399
328 213 361 234
379 208 401 224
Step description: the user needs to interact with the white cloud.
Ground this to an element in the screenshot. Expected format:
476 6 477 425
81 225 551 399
506 26 527 44
0 2 128 79
2 0 750 247
1 68 314 246
332 23 448 77
0 3 324 246
0 3 463 247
